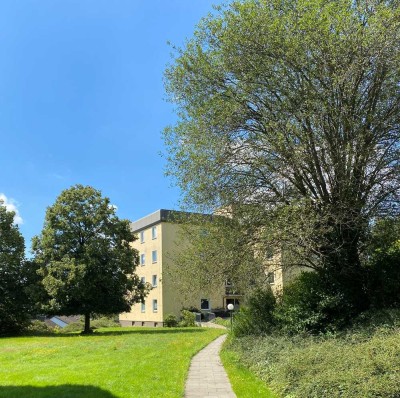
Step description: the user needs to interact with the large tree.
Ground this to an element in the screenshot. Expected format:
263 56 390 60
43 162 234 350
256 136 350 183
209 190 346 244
32 185 148 333
0 202 30 335
164 0 400 309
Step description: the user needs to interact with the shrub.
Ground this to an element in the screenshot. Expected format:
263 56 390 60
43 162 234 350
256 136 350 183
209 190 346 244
213 317 231 328
164 314 178 327
26 320 56 335
232 285 276 337
274 272 355 334
91 316 120 328
228 322 400 398
179 310 196 327
61 321 84 333
367 241 400 308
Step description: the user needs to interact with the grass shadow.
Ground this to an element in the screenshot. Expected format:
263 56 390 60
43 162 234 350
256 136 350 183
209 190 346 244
18 327 210 338
0 385 117 398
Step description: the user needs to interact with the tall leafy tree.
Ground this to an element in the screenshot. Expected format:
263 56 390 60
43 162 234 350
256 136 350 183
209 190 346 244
0 202 30 335
164 0 400 310
33 185 148 333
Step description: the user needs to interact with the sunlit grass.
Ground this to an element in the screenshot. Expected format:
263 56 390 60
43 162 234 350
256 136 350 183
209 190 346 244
221 337 276 398
0 327 225 398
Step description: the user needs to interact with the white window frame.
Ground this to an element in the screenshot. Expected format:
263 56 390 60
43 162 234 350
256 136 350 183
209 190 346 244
140 253 145 266
152 275 157 287
152 226 157 240
140 276 145 284
152 250 157 263
152 299 158 312
141 302 146 313
140 231 145 243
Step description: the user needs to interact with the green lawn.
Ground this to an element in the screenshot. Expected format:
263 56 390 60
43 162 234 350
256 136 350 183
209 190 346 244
221 338 276 398
0 327 225 398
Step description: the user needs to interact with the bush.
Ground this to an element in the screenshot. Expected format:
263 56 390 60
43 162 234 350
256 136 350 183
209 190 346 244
227 321 400 398
367 241 400 308
213 317 231 328
61 321 84 333
164 314 178 327
232 286 276 337
179 310 196 327
274 272 355 334
26 320 56 335
91 316 120 328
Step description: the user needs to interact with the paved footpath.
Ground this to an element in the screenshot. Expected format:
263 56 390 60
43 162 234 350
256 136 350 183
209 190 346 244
185 334 237 398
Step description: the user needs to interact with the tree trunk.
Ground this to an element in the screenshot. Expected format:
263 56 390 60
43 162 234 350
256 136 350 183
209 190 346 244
83 313 91 334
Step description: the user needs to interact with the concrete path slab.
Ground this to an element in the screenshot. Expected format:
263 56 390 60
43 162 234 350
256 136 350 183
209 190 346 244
185 334 236 398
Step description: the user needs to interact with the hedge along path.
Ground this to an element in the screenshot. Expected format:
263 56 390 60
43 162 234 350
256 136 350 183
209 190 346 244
185 334 236 398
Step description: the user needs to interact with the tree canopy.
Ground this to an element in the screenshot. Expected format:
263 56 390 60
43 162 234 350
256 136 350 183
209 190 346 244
0 202 30 335
32 185 148 333
164 0 400 309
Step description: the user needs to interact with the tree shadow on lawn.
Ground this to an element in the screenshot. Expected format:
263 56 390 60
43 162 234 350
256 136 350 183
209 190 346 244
0 385 117 398
22 327 211 338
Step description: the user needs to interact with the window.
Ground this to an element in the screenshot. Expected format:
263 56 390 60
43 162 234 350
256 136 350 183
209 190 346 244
200 299 210 311
152 299 158 312
267 272 275 284
152 250 157 263
152 226 157 240
141 302 146 313
140 276 145 284
140 254 145 266
140 231 145 243
152 275 157 287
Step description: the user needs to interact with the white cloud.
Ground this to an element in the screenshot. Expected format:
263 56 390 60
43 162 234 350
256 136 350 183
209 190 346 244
0 193 23 225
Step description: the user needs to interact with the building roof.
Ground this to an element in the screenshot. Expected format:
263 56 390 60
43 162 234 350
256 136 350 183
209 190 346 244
130 209 182 233
130 209 212 233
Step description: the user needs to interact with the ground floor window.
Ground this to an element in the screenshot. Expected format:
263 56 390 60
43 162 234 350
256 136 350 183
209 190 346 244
200 298 210 311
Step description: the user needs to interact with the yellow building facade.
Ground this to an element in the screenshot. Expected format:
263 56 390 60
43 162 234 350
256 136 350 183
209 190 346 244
119 209 225 327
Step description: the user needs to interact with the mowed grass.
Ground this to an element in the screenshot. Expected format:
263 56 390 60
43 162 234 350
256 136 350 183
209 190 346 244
0 327 225 398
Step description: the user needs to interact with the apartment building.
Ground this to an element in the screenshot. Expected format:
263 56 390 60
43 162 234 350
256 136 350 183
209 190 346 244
119 209 227 327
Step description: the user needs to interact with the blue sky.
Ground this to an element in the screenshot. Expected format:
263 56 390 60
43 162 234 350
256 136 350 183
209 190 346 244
0 0 223 253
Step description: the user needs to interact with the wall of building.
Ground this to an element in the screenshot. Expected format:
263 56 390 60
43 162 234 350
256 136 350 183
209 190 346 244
120 215 225 327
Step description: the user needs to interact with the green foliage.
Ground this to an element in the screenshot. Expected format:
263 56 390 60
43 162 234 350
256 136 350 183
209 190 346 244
365 218 400 308
233 286 276 337
0 203 33 336
164 314 178 327
32 185 150 333
164 0 400 322
179 310 196 327
26 320 56 335
227 316 400 398
61 316 120 333
213 317 231 328
61 321 84 333
274 272 355 334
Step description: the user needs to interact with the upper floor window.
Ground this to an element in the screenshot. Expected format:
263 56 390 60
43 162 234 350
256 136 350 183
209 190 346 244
152 226 157 240
140 231 145 243
152 299 158 312
140 276 145 284
152 250 158 263
140 253 145 266
152 275 158 287
141 302 146 313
